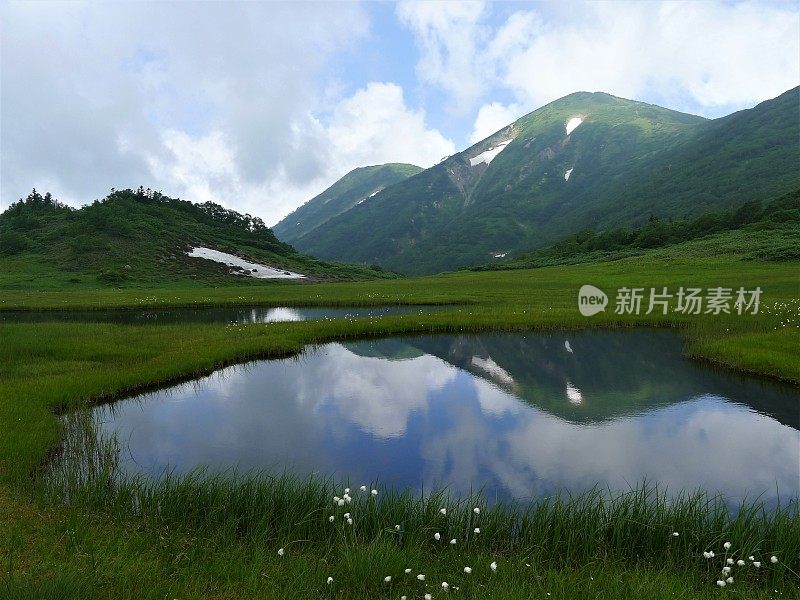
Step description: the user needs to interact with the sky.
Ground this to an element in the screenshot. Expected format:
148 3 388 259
2 0 798 226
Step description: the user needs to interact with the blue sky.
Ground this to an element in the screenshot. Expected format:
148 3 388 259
2 0 798 224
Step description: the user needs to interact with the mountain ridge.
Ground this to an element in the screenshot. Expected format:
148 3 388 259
273 162 422 243
289 87 799 274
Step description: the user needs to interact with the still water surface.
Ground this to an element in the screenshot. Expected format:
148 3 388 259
91 330 799 505
1 305 440 325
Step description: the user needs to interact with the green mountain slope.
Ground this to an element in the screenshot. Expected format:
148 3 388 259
273 163 422 243
292 88 799 274
0 188 395 290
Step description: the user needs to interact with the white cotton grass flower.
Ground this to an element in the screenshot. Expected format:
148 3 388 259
424 594 432 600
473 527 480 534
490 561 498 572
723 541 732 550
672 532 679 537
371 489 378 496
749 556 755 561
463 567 472 574
360 485 367 492
716 580 726 587
726 558 734 565
395 524 401 531
703 551 712 559
434 532 441 541
473 507 481 515
726 577 734 584
401 597 407 600
442 581 449 590
753 561 761 568
326 576 333 585
343 512 350 519
440 508 447 515
337 499 345 507
417 574 426 581
450 539 457 545
405 568 412 574
347 518 353 525
329 515 335 522
771 555 778 563
737 560 745 566
277 548 285 556
344 488 350 494
722 566 731 575
384 576 392 583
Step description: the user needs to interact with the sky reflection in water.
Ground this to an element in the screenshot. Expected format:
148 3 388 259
93 330 800 505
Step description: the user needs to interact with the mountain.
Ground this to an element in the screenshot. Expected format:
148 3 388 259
273 163 422 243
290 88 800 274
0 188 395 289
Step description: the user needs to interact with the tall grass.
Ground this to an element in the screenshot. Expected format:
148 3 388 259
40 411 800 592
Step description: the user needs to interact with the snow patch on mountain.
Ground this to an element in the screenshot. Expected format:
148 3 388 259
564 168 574 181
186 247 305 279
565 117 583 135
469 139 513 167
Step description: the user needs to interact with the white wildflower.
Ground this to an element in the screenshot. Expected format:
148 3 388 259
329 515 334 522
424 595 432 600
490 561 498 572
726 558 734 565
371 489 378 496
723 541 732 550
463 567 472 574
716 580 726 587
326 576 333 585
440 508 447 516
337 499 345 507
722 567 731 575
737 560 745 566
672 532 679 537
450 539 457 545
473 527 480 534
417 574 425 581
434 532 441 541
277 548 284 556
473 507 481 515
347 518 353 525
441 582 449 590
395 524 401 531
726 577 734 584
753 561 761 568
344 488 350 494
405 568 412 574
384 576 392 583
771 555 778 563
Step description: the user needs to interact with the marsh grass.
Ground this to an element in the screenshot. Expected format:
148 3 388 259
38 410 800 596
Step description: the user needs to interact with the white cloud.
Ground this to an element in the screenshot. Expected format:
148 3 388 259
499 1 800 113
396 0 489 112
324 82 455 172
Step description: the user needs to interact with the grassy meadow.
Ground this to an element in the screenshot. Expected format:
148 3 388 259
1 253 799 598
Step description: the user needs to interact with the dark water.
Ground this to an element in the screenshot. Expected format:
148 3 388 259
91 330 800 505
1 305 441 325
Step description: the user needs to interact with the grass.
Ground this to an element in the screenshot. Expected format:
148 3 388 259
1 254 799 597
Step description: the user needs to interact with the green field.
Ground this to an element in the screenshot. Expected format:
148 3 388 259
2 254 799 598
